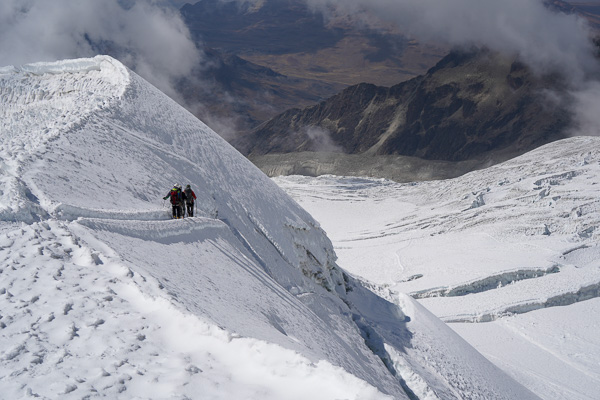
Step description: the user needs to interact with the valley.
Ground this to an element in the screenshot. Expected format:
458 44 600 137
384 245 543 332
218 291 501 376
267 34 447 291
177 0 600 181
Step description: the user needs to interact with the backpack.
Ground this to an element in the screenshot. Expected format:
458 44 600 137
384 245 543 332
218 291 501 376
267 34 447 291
184 188 194 204
170 189 181 205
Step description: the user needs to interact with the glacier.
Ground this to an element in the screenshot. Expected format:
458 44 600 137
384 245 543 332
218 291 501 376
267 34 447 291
0 56 539 399
275 135 600 399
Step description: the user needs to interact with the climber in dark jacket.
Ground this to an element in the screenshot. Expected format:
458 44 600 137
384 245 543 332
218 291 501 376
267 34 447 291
183 184 197 217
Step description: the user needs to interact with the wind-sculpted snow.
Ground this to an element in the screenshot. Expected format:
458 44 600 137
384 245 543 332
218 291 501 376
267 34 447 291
0 55 542 399
0 56 129 223
55 204 169 222
0 56 127 155
0 55 345 294
77 217 229 243
0 221 393 400
0 55 401 398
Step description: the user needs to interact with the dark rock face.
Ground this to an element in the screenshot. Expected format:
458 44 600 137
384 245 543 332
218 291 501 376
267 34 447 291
239 49 570 164
174 47 342 137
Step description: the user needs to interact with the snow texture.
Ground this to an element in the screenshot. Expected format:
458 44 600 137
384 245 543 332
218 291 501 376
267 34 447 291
275 135 600 400
0 56 538 399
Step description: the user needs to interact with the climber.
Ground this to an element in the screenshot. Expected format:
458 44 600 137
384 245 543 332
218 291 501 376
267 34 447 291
183 184 197 217
163 183 184 219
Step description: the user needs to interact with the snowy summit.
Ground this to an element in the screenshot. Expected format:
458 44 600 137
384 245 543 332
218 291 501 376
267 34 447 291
0 55 538 399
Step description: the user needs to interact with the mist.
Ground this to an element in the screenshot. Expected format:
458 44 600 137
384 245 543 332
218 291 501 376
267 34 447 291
305 0 595 80
211 0 600 136
303 126 344 153
3 0 600 138
302 0 600 136
0 0 203 102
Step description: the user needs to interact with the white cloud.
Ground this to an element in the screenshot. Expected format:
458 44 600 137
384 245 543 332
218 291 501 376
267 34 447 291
0 0 203 100
307 0 596 82
305 0 600 136
304 125 343 152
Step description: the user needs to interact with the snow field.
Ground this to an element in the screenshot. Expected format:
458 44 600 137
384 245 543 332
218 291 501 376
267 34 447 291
0 220 392 400
274 135 600 399
452 298 600 400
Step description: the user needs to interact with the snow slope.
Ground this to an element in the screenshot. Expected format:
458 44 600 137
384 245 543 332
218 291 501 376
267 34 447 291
274 136 600 399
0 56 537 399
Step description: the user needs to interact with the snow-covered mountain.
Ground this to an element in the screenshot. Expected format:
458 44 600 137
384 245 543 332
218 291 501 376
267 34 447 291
275 135 600 399
0 56 538 399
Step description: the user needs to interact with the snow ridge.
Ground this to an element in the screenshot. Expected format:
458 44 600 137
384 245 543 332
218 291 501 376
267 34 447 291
0 56 129 223
0 56 540 399
0 56 128 155
0 56 408 399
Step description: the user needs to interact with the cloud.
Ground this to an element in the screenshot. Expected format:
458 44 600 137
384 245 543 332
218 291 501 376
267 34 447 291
302 126 344 153
0 0 203 101
306 0 597 83
304 0 600 136
569 82 600 136
3 0 600 138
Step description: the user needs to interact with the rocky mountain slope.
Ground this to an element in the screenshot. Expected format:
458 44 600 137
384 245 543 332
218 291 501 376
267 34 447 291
176 47 343 137
170 0 600 151
178 0 446 134
176 0 600 182
239 49 571 181
176 0 598 138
